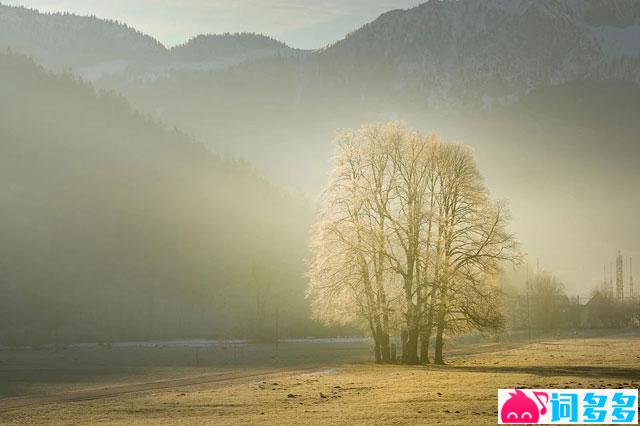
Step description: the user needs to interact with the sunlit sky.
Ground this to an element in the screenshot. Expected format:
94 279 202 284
2 0 421 49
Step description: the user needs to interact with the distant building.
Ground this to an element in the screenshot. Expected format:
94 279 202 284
579 293 607 329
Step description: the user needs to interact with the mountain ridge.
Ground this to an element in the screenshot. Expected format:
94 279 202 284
317 0 640 106
0 2 297 80
3 0 639 97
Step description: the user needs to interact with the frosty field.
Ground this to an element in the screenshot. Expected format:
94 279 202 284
1 334 639 425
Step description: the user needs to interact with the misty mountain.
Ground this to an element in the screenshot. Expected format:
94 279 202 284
0 3 296 81
0 3 166 78
103 0 640 165
0 52 318 346
4 0 639 103
317 0 640 106
112 0 640 189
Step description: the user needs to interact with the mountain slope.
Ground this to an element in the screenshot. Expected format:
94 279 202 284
0 52 315 345
109 0 640 189
317 0 640 106
0 3 166 77
0 3 296 81
4 0 638 100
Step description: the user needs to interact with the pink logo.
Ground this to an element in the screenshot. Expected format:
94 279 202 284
500 389 548 424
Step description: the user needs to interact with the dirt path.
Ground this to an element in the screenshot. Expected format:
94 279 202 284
0 367 317 411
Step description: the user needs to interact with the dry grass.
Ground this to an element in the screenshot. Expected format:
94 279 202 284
1 336 639 425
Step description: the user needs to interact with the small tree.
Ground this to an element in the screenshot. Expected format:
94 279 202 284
529 272 565 332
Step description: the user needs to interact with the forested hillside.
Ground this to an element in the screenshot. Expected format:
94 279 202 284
170 33 292 63
317 0 640 104
0 3 166 74
0 3 297 80
0 52 316 346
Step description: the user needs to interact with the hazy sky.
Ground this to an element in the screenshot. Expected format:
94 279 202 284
2 0 420 48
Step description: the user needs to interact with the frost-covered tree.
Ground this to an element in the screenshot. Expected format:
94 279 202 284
430 144 520 363
308 122 519 364
307 125 398 363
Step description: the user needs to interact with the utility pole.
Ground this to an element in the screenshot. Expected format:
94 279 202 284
616 251 624 301
610 262 614 298
274 307 279 358
630 257 634 300
526 263 531 340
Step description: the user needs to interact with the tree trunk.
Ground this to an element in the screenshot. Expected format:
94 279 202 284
402 284 420 364
404 328 420 364
373 334 382 364
400 329 408 364
369 321 383 364
434 321 445 364
419 329 431 364
379 330 391 363
434 274 448 365
420 291 435 364
434 289 447 364
402 301 420 364
375 323 390 363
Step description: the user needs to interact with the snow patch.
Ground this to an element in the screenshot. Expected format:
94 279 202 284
300 368 339 378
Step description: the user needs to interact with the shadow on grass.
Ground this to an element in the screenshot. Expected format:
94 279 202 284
0 340 371 398
434 364 640 379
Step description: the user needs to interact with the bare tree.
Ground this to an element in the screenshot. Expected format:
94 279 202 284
307 127 396 362
376 127 439 364
430 144 520 364
307 122 519 365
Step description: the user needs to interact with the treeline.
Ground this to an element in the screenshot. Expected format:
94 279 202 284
504 271 579 333
307 123 520 364
504 271 640 333
0 52 331 346
0 4 166 70
582 291 640 329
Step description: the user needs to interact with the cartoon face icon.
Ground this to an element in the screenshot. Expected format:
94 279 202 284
501 389 548 424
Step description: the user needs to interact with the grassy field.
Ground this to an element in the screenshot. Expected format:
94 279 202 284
1 335 639 425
